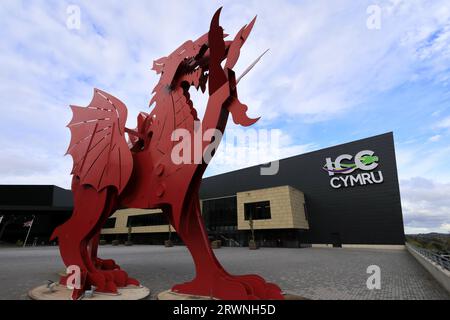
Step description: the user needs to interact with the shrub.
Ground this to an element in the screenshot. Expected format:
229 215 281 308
211 240 222 249
164 240 173 247
248 239 259 250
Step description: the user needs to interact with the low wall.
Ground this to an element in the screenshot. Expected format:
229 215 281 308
311 244 405 250
406 244 450 294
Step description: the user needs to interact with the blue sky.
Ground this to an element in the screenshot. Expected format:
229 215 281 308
0 0 449 234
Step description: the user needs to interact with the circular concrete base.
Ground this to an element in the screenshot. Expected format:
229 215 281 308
283 293 310 300
157 290 217 300
28 284 150 300
157 290 308 300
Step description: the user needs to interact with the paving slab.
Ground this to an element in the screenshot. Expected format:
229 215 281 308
0 245 448 300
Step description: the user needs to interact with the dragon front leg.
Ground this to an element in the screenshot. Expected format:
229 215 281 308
168 195 284 300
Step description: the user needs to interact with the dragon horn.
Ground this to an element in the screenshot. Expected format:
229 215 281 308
224 16 257 71
208 7 227 94
242 16 257 42
236 49 269 84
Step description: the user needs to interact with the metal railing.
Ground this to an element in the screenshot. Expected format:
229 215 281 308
219 234 241 247
407 243 450 272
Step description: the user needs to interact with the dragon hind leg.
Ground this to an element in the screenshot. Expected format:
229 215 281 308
88 228 140 287
51 181 138 298
89 233 121 270
86 193 139 288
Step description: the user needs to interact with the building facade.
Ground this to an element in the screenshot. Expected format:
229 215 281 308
100 132 405 248
0 185 72 245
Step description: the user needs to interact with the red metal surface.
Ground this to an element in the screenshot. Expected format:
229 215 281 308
51 7 284 300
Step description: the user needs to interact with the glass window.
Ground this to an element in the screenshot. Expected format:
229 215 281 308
244 201 271 220
103 217 116 229
127 213 167 227
202 196 237 231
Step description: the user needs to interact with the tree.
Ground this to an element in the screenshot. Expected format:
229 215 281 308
249 213 255 243
248 213 258 250
125 225 133 246
165 215 173 247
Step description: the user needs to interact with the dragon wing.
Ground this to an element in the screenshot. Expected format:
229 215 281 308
66 88 133 194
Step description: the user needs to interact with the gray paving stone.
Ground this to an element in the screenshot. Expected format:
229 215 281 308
0 246 448 300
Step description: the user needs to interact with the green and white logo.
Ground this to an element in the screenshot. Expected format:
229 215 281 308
323 150 383 189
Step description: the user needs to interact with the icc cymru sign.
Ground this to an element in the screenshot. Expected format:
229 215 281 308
323 150 384 189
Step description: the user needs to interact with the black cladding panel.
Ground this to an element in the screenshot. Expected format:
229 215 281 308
0 185 54 206
0 185 73 208
52 186 73 207
200 132 405 245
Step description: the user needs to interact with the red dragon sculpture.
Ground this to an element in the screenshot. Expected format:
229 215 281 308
51 8 284 300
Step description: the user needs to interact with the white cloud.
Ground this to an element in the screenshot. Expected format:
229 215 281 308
428 134 441 142
436 116 450 129
397 130 450 234
441 223 450 232
230 0 450 122
404 226 434 234
400 177 450 234
396 143 450 182
205 129 315 176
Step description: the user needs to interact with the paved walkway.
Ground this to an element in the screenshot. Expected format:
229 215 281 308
0 246 448 299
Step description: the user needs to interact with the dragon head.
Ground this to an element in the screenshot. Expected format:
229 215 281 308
151 8 257 98
151 32 210 92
